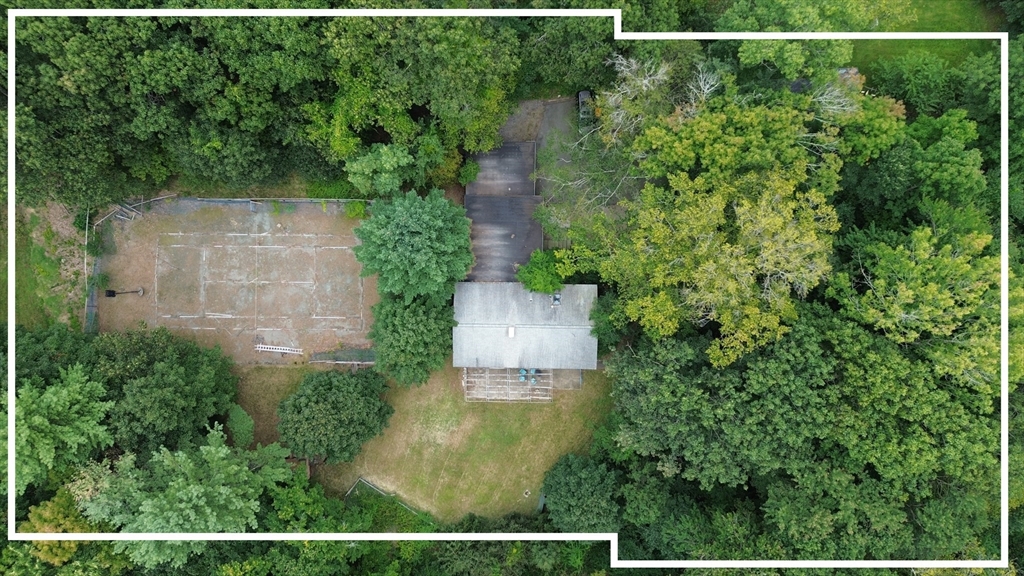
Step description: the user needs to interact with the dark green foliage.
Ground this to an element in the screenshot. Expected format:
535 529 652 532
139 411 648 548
517 6 617 93
277 369 393 464
14 322 93 385
6 11 1008 565
412 129 448 189
542 454 621 533
837 138 920 230
90 327 236 458
353 189 473 304
369 296 456 387
437 513 608 576
1014 257 1024 566
630 488 787 561
871 50 958 116
310 17 518 156
72 207 94 232
306 177 359 199
1011 35 1024 232
0 328 5 498
606 300 1000 558
71 426 290 569
761 467 915 559
146 542 271 576
870 48 1001 165
260 470 364 533
15 16 334 204
589 292 627 353
516 249 564 294
346 143 416 198
956 50 1002 165
14 365 112 496
226 403 255 449
166 125 278 189
838 109 991 229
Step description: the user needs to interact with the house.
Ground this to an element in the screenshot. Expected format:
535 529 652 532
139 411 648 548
456 139 599 401
453 282 598 371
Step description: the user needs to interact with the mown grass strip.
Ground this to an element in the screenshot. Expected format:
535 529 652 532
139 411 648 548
851 0 1005 72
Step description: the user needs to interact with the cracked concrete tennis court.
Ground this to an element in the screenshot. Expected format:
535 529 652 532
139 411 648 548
96 199 377 363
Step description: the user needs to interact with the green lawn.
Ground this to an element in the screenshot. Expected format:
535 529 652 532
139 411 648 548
851 0 1005 72
14 213 52 329
300 360 614 523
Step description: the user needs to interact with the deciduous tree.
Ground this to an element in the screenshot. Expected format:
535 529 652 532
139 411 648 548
353 190 473 303
345 143 416 198
90 327 236 458
542 454 621 533
516 250 564 294
716 0 915 80
70 426 290 569
311 17 518 157
19 488 98 567
369 296 455 387
1011 36 1024 228
607 300 1000 558
829 215 998 344
15 365 112 496
277 369 393 464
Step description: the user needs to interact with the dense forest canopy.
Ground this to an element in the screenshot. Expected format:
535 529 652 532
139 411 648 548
4 1 1022 572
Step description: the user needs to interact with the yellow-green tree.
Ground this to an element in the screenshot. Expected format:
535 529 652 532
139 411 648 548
561 96 841 366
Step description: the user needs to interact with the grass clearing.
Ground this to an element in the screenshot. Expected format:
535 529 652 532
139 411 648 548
851 0 1004 72
313 359 614 522
15 213 56 329
14 205 90 329
234 365 311 448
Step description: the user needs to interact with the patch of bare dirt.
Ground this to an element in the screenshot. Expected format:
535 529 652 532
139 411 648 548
499 99 546 142
443 183 465 207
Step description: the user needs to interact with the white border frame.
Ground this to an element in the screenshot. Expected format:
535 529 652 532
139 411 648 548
5 8 1010 569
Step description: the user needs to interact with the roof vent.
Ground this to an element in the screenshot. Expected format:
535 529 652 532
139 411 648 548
508 326 515 338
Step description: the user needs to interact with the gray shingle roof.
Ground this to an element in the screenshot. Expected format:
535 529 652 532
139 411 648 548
453 282 598 370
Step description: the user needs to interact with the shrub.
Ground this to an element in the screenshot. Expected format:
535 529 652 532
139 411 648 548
590 292 625 353
226 403 255 448
427 148 463 188
88 273 111 291
344 200 367 220
516 249 564 294
73 208 96 231
307 177 361 199
458 159 480 186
